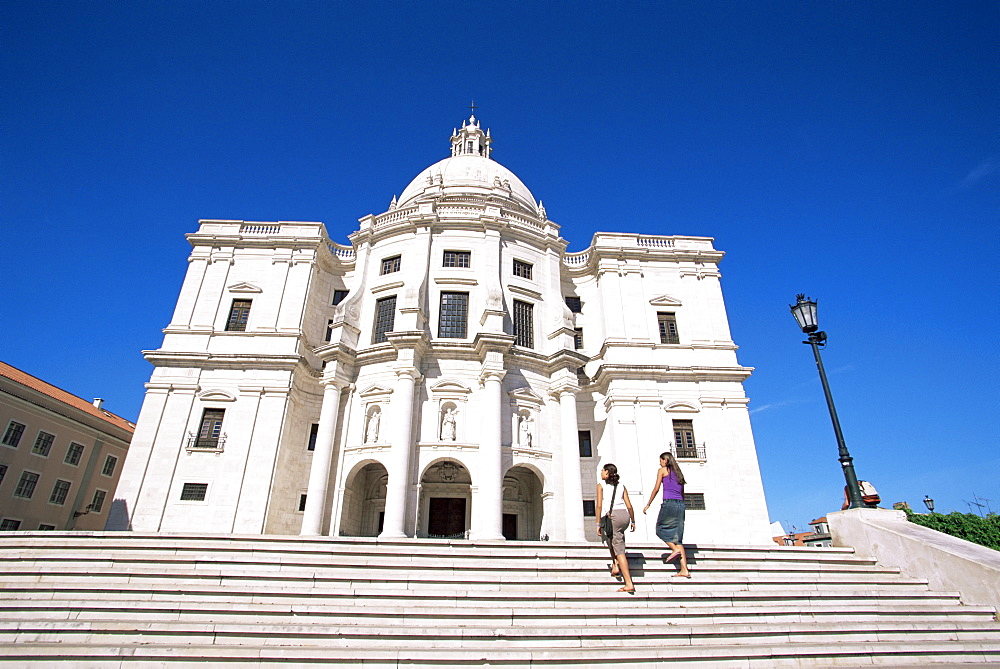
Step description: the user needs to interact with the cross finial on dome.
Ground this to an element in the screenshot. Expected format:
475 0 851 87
468 100 478 120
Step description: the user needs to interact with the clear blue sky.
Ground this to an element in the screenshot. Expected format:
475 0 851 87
3 1 997 533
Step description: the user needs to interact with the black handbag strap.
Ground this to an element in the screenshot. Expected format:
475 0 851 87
606 483 618 515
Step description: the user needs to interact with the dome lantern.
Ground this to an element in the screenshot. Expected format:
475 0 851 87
450 113 492 159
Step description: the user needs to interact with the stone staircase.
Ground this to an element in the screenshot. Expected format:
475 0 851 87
0 532 998 667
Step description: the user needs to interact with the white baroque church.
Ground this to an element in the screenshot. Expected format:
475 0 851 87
110 115 772 545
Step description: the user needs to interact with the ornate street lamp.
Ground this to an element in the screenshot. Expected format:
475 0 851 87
923 496 935 513
789 294 865 509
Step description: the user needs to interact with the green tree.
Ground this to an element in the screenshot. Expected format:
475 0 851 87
905 509 1000 551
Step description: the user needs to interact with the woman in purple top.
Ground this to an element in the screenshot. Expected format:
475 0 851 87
643 452 690 578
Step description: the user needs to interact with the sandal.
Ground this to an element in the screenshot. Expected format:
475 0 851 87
617 586 635 594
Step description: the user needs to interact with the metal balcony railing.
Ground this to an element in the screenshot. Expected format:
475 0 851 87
187 432 227 450
671 442 706 460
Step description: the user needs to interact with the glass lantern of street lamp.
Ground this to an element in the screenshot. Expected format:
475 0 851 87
790 294 819 333
923 496 935 513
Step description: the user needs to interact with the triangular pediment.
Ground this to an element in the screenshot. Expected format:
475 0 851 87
649 294 682 307
359 383 393 398
508 387 544 407
228 282 262 293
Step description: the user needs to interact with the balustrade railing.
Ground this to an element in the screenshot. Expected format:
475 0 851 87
671 442 706 460
187 432 227 450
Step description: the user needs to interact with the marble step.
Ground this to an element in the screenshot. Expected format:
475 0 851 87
0 639 997 667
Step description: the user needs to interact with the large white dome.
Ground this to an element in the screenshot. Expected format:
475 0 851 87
396 155 539 215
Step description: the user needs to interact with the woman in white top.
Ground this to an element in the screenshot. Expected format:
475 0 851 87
595 463 636 594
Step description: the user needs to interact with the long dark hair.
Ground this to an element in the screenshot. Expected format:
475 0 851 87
659 451 686 485
602 463 620 486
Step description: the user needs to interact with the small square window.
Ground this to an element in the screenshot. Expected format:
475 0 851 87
65 443 84 466
683 493 706 510
380 255 401 275
31 431 54 457
14 471 40 499
180 483 208 501
307 423 319 451
298 494 308 512
332 289 349 305
38 524 56 531
513 259 533 279
578 430 593 458
91 489 107 513
0 519 22 531
101 455 118 477
565 296 582 313
226 299 252 332
443 250 471 268
49 479 72 505
582 500 597 517
2 421 25 448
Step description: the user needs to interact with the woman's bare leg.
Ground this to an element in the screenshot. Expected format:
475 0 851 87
667 542 689 577
616 553 634 591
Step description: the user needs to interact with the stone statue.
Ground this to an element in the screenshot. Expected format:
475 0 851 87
518 413 533 448
441 407 457 441
365 410 380 443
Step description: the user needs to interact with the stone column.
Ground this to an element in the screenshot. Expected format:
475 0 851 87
475 369 506 541
558 387 586 541
380 369 419 538
300 378 344 535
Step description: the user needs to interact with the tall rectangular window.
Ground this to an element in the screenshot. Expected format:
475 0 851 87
332 289 349 305
49 479 71 505
513 300 534 348
573 328 584 350
372 296 396 344
31 432 54 457
324 318 335 343
673 419 697 457
658 312 679 344
443 250 470 268
101 455 118 477
513 259 533 279
299 494 308 512
578 430 593 457
380 255 401 275
3 421 25 448
438 292 469 339
14 471 39 499
65 443 84 465
307 423 319 451
0 464 7 485
196 409 225 448
565 296 582 313
226 299 252 332
0 519 21 531
180 483 208 501
91 489 107 513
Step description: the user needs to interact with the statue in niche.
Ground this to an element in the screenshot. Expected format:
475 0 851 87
518 413 534 448
365 410 380 443
441 407 458 441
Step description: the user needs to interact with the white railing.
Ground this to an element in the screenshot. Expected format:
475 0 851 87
240 224 280 235
563 251 590 267
638 236 675 249
327 242 356 260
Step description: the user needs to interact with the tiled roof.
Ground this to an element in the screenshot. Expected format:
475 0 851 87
0 360 135 433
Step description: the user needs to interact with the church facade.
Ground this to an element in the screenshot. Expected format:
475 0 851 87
110 116 772 545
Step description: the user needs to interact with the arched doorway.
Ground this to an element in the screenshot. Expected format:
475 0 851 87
339 461 388 537
418 459 471 538
502 466 545 541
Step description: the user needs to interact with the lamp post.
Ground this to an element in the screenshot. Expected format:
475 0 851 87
923 496 935 513
789 294 865 509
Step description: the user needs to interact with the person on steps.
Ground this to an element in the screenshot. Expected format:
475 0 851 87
596 463 636 594
643 452 691 578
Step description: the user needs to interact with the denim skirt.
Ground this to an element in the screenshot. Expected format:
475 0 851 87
655 498 685 544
